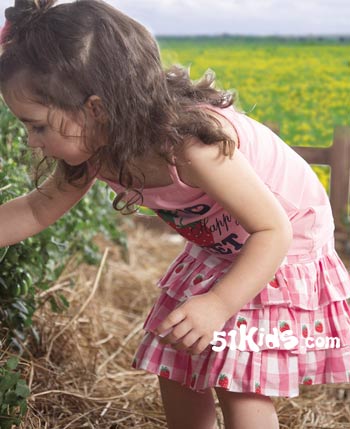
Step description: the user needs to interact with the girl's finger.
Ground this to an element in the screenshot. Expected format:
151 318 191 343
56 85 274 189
155 308 185 335
190 336 210 355
160 320 192 345
172 330 199 351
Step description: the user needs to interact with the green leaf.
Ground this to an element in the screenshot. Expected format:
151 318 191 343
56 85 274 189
5 358 18 371
3 391 18 406
15 382 30 399
11 301 29 316
58 294 69 309
0 247 9 264
30 326 40 344
19 399 27 416
0 418 17 429
0 373 19 392
137 206 156 216
49 297 59 313
0 278 8 291
9 339 23 355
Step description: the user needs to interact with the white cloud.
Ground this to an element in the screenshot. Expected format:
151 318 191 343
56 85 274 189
111 0 350 35
0 0 349 35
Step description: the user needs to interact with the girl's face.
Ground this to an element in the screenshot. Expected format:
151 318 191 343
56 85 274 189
3 92 94 166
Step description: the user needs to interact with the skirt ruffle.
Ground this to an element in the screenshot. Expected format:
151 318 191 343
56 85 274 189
133 334 350 397
154 240 350 310
132 240 350 397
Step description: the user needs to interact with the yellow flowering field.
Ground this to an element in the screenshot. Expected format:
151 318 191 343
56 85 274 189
158 37 350 190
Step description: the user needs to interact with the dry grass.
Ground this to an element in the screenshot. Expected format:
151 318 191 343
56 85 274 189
2 215 350 428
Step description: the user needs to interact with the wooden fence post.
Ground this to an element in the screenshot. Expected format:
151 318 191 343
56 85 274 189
329 127 350 248
265 122 350 263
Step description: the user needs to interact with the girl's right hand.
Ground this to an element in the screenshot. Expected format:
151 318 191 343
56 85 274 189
155 290 233 355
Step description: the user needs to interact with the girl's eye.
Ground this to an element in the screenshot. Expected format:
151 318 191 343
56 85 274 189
32 126 46 134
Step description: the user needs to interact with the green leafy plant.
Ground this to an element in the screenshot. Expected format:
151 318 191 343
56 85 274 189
0 95 128 427
0 357 30 429
0 99 127 347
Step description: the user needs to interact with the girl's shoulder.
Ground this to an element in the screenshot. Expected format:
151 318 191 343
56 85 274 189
175 105 240 161
170 105 241 187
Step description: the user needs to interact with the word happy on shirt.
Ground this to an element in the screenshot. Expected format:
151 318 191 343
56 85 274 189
155 203 244 256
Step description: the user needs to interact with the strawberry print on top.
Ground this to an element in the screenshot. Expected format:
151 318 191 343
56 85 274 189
155 205 244 255
156 207 215 247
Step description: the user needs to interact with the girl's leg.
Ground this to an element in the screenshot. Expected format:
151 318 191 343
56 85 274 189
214 388 279 429
158 376 218 429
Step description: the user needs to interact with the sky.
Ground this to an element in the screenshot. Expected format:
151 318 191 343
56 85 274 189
0 0 349 36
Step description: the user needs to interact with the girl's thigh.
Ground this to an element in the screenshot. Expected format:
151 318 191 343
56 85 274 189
158 376 218 429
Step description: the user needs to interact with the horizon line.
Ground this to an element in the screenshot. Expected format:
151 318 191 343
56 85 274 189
155 33 350 38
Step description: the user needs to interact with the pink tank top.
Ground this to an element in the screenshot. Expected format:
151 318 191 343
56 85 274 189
98 105 334 261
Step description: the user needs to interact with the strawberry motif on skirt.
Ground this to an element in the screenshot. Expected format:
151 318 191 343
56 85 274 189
192 273 205 285
279 321 290 333
237 317 247 328
315 320 324 333
302 325 309 338
160 366 170 378
269 276 279 288
218 374 229 389
175 263 185 274
302 376 313 385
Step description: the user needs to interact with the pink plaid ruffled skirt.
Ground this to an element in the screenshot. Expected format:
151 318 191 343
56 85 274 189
132 240 350 398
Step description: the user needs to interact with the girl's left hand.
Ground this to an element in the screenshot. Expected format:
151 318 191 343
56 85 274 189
154 291 233 355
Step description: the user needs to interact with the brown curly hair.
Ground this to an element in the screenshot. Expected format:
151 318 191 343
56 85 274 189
0 0 239 214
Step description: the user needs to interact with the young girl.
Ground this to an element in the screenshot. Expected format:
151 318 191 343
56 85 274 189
0 1 349 428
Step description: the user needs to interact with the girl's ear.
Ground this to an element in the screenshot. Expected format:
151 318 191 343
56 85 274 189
84 95 108 124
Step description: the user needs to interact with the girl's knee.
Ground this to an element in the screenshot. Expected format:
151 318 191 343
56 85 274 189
215 388 279 429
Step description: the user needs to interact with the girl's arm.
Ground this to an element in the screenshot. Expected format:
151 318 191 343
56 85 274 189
156 136 293 354
0 168 96 247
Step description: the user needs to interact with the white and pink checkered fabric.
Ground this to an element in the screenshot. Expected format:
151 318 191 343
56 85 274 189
132 240 350 398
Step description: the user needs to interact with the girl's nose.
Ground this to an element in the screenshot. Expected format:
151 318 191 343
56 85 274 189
27 134 44 149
